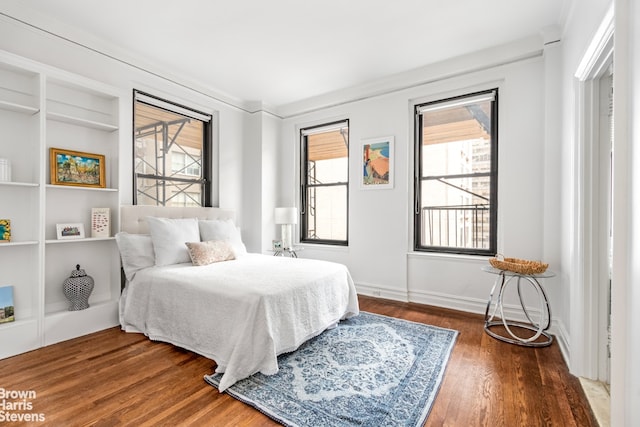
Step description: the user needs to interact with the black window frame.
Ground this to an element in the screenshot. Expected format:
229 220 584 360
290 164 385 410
414 89 498 256
300 119 350 246
132 90 213 207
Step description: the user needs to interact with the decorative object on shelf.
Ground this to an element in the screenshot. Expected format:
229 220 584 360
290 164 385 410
50 147 106 188
361 136 394 189
0 219 10 243
275 207 297 250
0 158 11 182
62 264 94 311
488 254 548 275
272 239 282 251
0 285 15 324
56 223 85 240
91 207 110 238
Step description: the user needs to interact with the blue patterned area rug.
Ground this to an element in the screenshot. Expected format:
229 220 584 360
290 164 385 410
204 311 458 427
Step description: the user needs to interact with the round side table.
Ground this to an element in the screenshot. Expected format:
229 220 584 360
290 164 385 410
481 265 554 347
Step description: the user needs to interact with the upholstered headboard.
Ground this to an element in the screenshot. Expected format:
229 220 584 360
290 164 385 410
120 205 236 234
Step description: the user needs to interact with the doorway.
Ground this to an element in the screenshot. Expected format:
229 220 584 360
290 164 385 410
596 66 613 385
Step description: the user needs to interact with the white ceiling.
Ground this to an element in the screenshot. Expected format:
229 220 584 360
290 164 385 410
2 0 570 109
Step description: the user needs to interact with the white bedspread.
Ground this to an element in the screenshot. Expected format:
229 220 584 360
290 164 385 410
120 254 359 391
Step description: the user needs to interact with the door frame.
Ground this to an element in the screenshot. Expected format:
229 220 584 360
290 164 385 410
571 8 614 381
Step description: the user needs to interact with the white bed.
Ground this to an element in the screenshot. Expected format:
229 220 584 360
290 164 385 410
117 206 359 391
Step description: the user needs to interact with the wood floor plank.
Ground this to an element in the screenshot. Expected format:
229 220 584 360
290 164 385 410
0 295 597 426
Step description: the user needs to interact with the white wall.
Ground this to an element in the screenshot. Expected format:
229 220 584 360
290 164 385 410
280 38 561 334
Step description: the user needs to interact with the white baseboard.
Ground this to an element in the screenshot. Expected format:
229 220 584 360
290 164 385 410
554 319 571 366
355 282 409 302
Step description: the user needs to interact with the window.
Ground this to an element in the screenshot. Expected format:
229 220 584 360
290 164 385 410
133 90 212 206
300 120 349 245
414 89 498 255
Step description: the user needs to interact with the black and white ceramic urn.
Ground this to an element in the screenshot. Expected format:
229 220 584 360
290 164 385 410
63 264 94 311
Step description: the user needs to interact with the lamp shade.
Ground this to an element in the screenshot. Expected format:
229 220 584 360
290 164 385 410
275 207 298 224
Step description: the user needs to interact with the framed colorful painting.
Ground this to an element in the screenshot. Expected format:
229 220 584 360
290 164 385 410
50 148 106 188
361 136 393 189
0 219 10 243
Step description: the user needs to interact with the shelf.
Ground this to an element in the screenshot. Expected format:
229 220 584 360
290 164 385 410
45 237 115 245
45 297 116 316
47 111 118 132
46 184 118 192
0 318 39 359
0 181 39 188
0 99 39 115
0 240 39 247
0 317 37 330
43 300 119 346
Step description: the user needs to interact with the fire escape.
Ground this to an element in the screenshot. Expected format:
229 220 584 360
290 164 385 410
135 117 203 206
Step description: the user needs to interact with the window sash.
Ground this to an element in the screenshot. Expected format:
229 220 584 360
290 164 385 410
300 120 349 245
414 90 498 255
133 90 212 207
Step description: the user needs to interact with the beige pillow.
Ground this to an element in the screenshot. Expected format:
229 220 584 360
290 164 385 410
185 240 235 266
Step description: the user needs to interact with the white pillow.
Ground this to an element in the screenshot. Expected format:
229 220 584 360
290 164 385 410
198 219 247 256
146 217 201 266
115 232 155 281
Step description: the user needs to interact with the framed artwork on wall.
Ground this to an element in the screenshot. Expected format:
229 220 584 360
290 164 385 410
50 147 106 188
361 136 394 190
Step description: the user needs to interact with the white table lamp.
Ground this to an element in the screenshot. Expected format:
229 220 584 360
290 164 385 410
275 207 298 250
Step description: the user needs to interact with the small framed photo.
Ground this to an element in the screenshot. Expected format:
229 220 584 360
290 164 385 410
50 147 106 188
272 239 283 250
361 136 394 190
0 219 10 243
56 223 85 240
0 286 15 324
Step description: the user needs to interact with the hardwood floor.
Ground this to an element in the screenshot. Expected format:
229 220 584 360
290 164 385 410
0 296 596 426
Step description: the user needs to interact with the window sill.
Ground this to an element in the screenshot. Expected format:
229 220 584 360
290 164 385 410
297 243 349 253
407 251 489 263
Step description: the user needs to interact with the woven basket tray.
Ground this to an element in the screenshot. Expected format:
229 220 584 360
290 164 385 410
489 257 548 275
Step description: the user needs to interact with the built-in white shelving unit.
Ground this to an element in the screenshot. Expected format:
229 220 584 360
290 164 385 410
0 51 124 359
